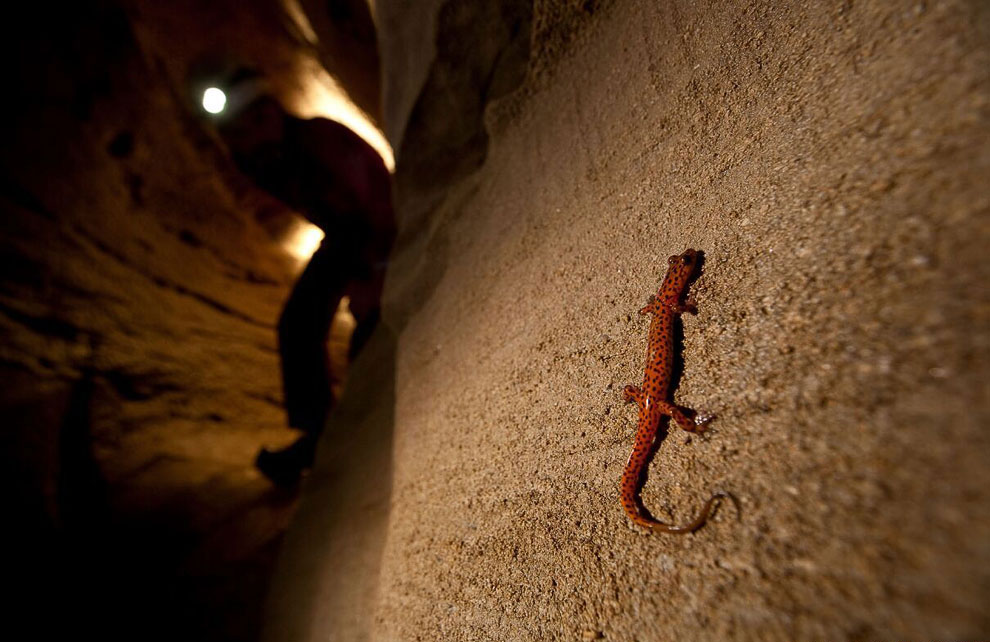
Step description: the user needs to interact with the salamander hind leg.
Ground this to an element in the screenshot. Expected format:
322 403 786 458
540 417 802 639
671 297 698 315
656 400 713 433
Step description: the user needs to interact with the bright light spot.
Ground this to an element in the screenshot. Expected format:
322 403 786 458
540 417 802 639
202 87 227 114
284 219 325 264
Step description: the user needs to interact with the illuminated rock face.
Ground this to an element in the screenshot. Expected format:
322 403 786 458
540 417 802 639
270 1 990 641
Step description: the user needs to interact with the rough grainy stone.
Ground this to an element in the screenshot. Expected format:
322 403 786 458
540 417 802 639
272 0 990 640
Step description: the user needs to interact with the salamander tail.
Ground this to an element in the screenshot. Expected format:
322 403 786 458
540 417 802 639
648 490 740 535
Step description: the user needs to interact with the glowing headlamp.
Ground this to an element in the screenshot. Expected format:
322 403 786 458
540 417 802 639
202 87 227 114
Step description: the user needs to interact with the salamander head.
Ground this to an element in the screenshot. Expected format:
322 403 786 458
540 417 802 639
661 248 699 296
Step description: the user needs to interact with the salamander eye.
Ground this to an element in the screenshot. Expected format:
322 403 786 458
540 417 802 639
682 254 694 265
668 255 677 265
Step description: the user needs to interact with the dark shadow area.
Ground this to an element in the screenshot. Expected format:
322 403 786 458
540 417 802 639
386 0 531 329
2 367 72 640
0 1 389 640
2 364 299 641
396 0 531 195
262 324 398 641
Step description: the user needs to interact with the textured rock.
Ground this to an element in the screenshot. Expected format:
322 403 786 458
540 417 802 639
274 0 990 640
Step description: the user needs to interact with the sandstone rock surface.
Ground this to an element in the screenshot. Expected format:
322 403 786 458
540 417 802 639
269 1 990 640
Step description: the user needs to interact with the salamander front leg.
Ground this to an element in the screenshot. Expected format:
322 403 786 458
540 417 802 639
639 295 658 316
623 385 644 409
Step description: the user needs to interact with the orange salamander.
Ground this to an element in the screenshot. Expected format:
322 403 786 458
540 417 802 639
620 248 731 534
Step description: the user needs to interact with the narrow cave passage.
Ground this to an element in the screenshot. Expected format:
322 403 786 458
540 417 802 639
1 1 386 639
5 1 989 640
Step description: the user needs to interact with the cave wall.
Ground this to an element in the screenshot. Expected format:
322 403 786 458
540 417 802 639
270 0 990 640
0 3 313 639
